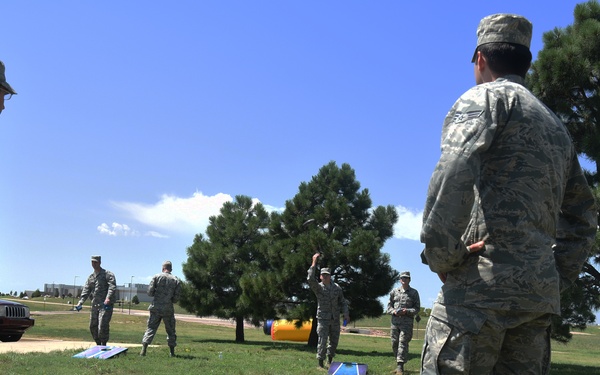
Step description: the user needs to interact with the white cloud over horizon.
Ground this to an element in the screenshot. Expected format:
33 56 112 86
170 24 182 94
97 192 422 241
97 222 139 236
97 192 285 237
392 205 423 241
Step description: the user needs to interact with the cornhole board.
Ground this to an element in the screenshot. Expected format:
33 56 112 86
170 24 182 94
328 362 368 375
73 345 128 359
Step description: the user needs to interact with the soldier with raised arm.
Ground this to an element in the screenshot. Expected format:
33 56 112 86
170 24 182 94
307 253 350 368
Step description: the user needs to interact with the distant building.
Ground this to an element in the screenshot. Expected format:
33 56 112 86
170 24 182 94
40 282 152 303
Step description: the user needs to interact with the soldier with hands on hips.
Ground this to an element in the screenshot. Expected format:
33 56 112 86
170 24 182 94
387 271 420 375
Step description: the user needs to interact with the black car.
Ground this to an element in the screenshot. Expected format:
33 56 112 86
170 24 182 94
0 299 35 342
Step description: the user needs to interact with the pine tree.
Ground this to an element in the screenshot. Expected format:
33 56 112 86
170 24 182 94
243 162 399 346
180 195 271 342
528 0 600 339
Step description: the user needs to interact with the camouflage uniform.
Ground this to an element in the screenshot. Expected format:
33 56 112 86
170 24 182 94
420 14 597 373
142 270 182 347
79 268 117 345
307 266 349 362
387 285 420 364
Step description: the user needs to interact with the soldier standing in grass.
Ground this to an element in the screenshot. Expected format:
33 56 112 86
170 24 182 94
307 253 350 368
140 260 182 357
0 60 16 115
420 13 597 374
387 271 420 375
76 255 117 346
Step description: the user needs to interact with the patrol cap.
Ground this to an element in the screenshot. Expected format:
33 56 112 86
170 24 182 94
400 271 411 279
0 61 16 95
471 13 533 62
91 255 101 263
320 268 331 275
162 260 172 268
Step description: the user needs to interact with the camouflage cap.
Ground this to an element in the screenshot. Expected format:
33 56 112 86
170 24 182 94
162 260 172 268
471 13 532 62
91 255 101 263
0 61 16 95
400 271 411 279
320 268 331 275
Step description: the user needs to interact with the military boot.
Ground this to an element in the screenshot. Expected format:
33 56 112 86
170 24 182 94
169 345 176 357
396 362 404 375
318 359 324 368
328 355 333 365
140 343 148 356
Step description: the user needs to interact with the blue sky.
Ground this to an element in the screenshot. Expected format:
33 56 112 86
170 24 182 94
1 1 595 319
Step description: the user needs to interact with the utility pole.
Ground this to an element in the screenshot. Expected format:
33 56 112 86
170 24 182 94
72 276 79 307
129 276 134 315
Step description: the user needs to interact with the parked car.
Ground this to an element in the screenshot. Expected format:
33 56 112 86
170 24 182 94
0 299 35 342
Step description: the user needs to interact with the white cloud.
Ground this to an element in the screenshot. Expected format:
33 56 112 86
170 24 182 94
110 191 232 235
97 222 140 237
144 231 169 238
393 206 423 241
99 192 417 241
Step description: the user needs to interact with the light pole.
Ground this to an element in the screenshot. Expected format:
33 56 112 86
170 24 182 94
72 276 79 307
129 276 134 315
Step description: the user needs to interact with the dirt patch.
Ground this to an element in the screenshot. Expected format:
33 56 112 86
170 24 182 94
0 338 143 354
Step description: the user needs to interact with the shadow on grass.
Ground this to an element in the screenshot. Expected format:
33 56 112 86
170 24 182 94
190 338 417 360
191 338 312 352
550 363 600 375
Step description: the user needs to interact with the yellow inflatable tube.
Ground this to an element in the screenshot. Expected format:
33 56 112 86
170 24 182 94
269 319 312 342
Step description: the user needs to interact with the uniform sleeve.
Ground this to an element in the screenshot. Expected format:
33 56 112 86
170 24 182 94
307 266 319 294
386 291 396 315
407 289 421 317
172 278 182 303
105 272 117 302
421 87 500 273
554 153 597 290
78 274 93 304
147 276 157 297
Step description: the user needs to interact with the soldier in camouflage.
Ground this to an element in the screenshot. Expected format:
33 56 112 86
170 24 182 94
307 253 350 368
387 271 420 375
420 14 597 374
140 260 182 357
76 255 117 346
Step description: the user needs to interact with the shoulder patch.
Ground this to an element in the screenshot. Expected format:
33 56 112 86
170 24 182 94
452 110 484 123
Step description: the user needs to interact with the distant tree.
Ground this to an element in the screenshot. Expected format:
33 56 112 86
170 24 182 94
32 289 42 298
243 162 399 346
19 292 25 298
13 291 17 297
527 0 600 341
54 289 59 298
180 195 271 343
528 0 600 182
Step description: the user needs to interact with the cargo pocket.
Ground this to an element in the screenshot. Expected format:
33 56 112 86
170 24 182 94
421 303 486 374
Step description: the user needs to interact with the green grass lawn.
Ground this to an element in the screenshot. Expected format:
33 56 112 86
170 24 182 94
2 297 600 374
